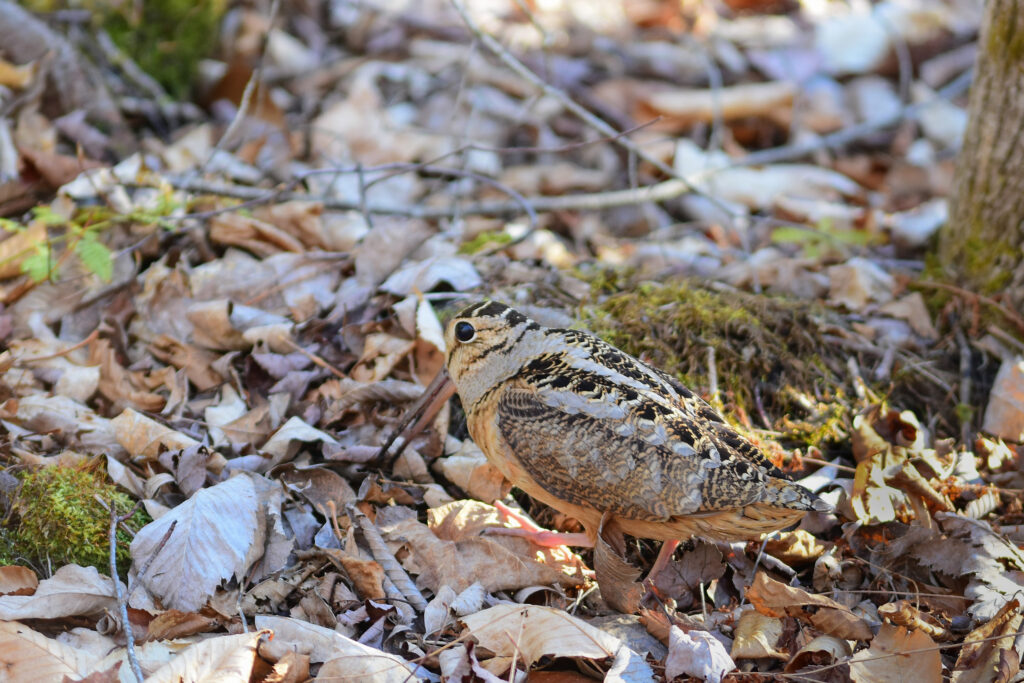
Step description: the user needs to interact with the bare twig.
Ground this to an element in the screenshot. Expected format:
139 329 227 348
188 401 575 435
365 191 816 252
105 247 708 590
199 0 281 175
375 369 456 468
150 66 973 230
95 29 168 103
447 0 705 191
127 520 177 600
107 501 144 683
955 325 973 446
735 68 972 168
16 328 98 365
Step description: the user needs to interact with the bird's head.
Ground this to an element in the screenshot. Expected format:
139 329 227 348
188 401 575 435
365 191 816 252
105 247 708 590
443 300 543 409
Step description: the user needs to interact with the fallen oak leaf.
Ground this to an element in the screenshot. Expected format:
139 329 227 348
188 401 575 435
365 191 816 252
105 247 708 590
849 624 941 683
746 571 873 641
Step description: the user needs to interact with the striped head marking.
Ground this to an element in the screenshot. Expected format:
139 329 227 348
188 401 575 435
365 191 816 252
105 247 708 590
444 301 542 409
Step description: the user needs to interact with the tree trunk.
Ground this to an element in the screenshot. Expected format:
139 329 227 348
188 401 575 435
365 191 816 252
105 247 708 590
939 0 1024 308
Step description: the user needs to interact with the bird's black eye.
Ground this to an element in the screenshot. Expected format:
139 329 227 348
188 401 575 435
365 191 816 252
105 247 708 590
454 321 476 343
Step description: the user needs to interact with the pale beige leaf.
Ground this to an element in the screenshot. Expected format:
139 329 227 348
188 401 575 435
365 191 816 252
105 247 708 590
254 615 421 680
111 408 200 460
0 621 98 682
0 565 37 595
130 474 263 611
850 624 941 683
647 81 797 123
461 604 620 666
982 357 1024 442
145 630 267 683
0 564 118 620
731 611 786 660
666 626 735 683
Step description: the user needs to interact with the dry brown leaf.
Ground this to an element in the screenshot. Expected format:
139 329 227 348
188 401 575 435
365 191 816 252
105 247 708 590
350 332 415 383
255 615 421 680
785 634 853 672
145 610 222 641
385 514 582 594
746 572 873 641
731 611 787 660
277 464 357 512
111 408 199 460
335 553 385 600
209 212 305 257
149 335 224 391
0 564 119 620
264 650 310 683
130 473 290 612
0 620 98 682
763 529 829 565
0 565 38 596
145 629 268 683
953 599 1023 682
186 300 248 351
878 600 953 641
252 201 328 250
435 441 512 503
0 221 47 279
850 624 941 683
89 338 167 411
594 514 643 614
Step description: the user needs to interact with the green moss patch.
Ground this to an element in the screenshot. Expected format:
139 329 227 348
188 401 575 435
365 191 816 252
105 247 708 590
7 463 149 577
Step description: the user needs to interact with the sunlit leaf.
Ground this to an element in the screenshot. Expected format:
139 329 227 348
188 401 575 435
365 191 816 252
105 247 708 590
75 236 113 282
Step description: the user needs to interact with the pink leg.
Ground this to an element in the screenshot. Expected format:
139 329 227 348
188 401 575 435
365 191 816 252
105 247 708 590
647 539 681 581
490 500 594 548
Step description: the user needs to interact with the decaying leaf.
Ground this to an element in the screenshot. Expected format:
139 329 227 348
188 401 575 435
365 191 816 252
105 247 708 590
130 473 290 611
0 564 119 620
461 604 653 679
746 572 873 641
145 629 268 683
731 610 787 660
666 626 735 683
849 624 941 682
909 514 1024 621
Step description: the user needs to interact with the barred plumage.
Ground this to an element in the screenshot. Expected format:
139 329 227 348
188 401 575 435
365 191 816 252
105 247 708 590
444 300 830 551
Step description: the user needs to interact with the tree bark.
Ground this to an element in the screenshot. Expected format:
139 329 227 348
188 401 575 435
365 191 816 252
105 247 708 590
939 0 1024 308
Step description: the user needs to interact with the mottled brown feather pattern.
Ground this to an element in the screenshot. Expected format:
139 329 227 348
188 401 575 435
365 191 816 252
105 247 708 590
444 300 829 545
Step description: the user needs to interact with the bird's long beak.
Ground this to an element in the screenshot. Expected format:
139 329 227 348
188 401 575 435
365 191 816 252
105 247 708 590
376 368 457 467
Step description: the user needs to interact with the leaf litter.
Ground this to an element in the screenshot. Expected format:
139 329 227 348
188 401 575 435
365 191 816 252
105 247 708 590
0 0 1020 681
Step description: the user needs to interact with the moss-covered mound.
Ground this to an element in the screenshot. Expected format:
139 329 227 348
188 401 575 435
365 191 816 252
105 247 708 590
3 463 149 577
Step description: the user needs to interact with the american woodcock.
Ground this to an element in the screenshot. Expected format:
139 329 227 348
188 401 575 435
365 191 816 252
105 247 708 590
438 300 831 584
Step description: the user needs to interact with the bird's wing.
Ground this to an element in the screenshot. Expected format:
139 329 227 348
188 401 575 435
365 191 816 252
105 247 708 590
497 372 817 521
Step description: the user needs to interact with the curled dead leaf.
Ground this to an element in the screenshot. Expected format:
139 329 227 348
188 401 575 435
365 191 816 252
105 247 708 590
746 572 873 641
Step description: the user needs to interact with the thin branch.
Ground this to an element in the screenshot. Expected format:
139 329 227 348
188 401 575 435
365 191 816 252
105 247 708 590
108 501 144 683
447 0 703 189
127 520 177 600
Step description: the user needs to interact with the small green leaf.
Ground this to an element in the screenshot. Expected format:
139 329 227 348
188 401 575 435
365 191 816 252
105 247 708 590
771 226 816 244
31 206 67 226
75 237 113 282
0 218 23 233
22 244 53 282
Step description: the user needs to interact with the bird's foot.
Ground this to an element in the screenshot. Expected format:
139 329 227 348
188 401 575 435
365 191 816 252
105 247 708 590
489 500 594 548
486 526 594 548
